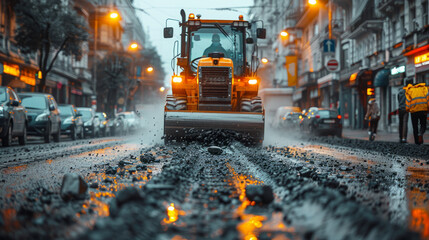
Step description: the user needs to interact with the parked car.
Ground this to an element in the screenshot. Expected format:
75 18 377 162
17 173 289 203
96 112 110 137
77 107 100 138
117 111 140 132
59 104 84 140
0 87 27 146
299 107 319 131
18 92 61 143
282 110 302 129
108 115 126 136
303 108 342 137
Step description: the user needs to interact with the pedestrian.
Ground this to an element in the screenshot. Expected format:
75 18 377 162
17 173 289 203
397 79 413 143
364 98 380 139
405 81 429 145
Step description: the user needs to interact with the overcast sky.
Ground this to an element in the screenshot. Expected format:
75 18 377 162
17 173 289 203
134 0 254 87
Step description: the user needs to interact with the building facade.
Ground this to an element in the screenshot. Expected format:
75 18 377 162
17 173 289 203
250 0 429 131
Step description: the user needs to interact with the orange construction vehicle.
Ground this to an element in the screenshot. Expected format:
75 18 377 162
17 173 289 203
163 10 266 144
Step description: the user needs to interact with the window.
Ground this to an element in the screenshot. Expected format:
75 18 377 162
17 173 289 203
314 22 319 36
423 1 428 26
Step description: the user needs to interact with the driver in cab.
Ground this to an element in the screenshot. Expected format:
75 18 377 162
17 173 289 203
203 34 227 57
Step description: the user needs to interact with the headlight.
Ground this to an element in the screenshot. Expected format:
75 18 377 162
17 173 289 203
63 117 73 124
35 113 49 122
84 120 92 126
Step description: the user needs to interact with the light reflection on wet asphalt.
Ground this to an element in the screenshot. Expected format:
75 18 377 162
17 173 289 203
270 142 429 239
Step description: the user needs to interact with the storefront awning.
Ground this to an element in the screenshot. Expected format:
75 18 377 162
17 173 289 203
349 69 373 87
374 69 390 87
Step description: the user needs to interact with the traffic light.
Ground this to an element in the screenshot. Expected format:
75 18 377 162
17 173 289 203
35 71 42 79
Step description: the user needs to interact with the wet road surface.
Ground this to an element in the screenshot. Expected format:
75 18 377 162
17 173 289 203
0 103 428 240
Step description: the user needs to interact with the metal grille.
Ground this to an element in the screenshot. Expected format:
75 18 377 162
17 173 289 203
200 67 230 98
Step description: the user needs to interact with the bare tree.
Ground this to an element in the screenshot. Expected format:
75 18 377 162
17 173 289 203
14 0 88 92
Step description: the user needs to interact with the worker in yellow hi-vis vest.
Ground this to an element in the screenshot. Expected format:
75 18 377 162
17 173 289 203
405 82 429 145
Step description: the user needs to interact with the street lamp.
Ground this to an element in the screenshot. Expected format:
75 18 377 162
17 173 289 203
280 30 288 38
261 58 269 64
129 42 139 50
308 0 332 39
159 87 165 92
146 66 154 73
92 9 120 111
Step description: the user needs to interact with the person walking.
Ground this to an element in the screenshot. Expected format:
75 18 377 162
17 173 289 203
365 98 380 141
405 81 429 145
397 79 412 143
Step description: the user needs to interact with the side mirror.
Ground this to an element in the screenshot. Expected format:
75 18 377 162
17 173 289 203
11 100 19 107
257 28 266 39
246 37 254 44
164 27 174 38
49 104 56 111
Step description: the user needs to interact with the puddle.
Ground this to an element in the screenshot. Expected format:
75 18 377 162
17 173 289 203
407 167 429 239
226 162 296 240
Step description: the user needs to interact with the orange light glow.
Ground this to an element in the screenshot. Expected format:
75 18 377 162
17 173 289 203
109 12 119 19
3 63 20 77
261 58 269 64
248 79 258 85
415 52 429 65
189 13 195 19
172 76 183 83
337 115 342 119
367 88 375 96
163 203 181 223
280 31 288 37
129 43 138 49
308 0 317 5
146 66 154 73
160 87 165 92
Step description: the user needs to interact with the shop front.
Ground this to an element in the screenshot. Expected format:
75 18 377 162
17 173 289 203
1 62 37 91
348 69 374 129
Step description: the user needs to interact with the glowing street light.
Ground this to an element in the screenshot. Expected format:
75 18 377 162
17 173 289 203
261 58 269 64
109 12 119 19
308 0 317 5
146 66 154 73
280 31 288 37
129 43 139 50
159 87 165 92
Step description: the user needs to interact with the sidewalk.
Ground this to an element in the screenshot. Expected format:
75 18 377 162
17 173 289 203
342 128 429 145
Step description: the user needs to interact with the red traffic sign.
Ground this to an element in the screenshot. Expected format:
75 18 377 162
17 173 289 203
325 58 339 72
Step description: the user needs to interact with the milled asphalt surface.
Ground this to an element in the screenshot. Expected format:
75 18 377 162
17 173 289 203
0 103 428 240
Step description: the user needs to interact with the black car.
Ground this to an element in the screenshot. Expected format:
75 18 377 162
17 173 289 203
304 108 342 137
18 93 61 143
96 112 110 137
59 104 84 140
77 107 100 138
0 87 27 146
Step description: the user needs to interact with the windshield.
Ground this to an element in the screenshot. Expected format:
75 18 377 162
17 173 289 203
0 88 7 103
317 110 338 118
79 109 92 121
59 106 73 117
20 95 47 110
190 24 244 75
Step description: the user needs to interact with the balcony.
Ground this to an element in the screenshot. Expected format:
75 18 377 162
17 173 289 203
298 71 317 87
377 0 404 15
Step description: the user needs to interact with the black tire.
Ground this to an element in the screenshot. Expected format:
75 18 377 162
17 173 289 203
240 98 252 112
369 134 375 141
53 125 60 142
18 125 27 145
79 128 84 139
71 126 77 140
165 95 188 110
44 123 51 143
2 124 12 147
335 130 342 138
